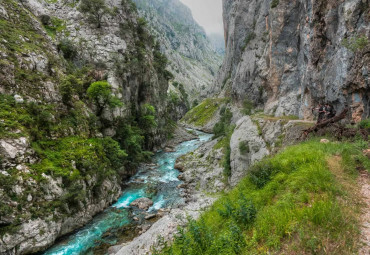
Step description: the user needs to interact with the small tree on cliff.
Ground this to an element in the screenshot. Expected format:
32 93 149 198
87 81 122 116
79 0 109 28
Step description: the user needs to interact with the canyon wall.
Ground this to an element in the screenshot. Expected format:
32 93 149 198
0 0 174 253
216 0 369 121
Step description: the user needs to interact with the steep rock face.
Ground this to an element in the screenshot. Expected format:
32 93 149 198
216 0 369 121
0 0 173 253
229 115 315 186
132 0 223 104
229 116 269 186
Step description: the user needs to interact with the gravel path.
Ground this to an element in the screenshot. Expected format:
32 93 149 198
359 170 370 255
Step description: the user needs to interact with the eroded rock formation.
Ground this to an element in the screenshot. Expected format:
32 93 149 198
215 0 369 120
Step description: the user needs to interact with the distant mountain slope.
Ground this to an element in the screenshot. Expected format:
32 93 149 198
132 0 223 105
208 33 226 55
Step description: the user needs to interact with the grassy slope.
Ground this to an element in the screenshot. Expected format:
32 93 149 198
157 138 369 255
181 98 227 126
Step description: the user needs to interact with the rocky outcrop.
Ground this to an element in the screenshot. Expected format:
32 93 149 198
229 116 270 186
229 115 315 186
132 0 223 104
176 138 226 193
1 176 121 254
130 198 154 211
0 0 178 253
215 0 369 121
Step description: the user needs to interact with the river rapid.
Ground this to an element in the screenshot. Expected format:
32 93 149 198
43 130 212 255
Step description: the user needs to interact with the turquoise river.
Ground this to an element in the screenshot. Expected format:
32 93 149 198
43 130 212 255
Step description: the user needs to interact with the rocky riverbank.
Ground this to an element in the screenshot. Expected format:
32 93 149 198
111 112 315 254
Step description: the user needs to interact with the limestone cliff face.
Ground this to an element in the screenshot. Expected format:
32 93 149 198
216 0 369 121
132 0 223 104
0 0 173 253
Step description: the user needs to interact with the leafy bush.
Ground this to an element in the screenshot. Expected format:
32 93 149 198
43 16 66 38
242 99 254 115
39 15 51 25
213 107 233 138
32 136 127 179
271 0 279 8
114 117 153 168
218 194 256 226
239 141 250 155
60 75 84 105
241 32 256 51
342 35 369 52
192 99 198 108
87 81 123 115
248 161 276 188
57 39 77 60
223 143 232 177
139 103 157 130
358 118 370 131
79 0 109 28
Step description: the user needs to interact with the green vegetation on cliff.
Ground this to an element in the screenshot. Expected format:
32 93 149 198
157 138 369 254
182 98 226 126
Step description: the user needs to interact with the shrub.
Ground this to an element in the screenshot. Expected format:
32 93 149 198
213 108 233 138
249 161 276 188
271 0 279 8
342 35 369 52
57 39 77 60
39 15 50 25
79 0 109 28
139 104 157 129
60 75 83 105
358 118 370 131
218 194 257 226
242 99 254 115
114 117 153 168
241 32 256 51
192 99 198 108
87 81 123 115
239 141 250 155
223 144 232 177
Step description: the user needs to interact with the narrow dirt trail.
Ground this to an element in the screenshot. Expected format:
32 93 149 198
358 169 370 255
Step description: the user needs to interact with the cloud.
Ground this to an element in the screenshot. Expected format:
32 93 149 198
179 0 223 35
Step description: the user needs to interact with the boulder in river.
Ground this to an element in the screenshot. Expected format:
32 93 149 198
164 146 175 152
174 162 185 172
144 214 156 220
130 198 153 210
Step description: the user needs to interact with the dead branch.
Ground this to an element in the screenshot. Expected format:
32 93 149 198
301 108 349 140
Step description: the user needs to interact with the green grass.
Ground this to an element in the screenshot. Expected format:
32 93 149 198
43 16 67 38
182 98 227 127
0 0 63 96
31 136 127 181
0 94 29 138
157 138 369 254
0 136 127 224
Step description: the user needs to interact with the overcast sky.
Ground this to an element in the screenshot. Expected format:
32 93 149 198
179 0 223 36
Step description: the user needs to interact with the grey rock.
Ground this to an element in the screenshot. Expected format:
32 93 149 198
130 198 154 211
144 214 156 220
108 245 123 255
230 116 270 187
215 0 369 121
14 95 24 103
132 0 222 105
0 5 8 19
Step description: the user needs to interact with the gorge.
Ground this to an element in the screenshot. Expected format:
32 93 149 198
0 0 369 255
